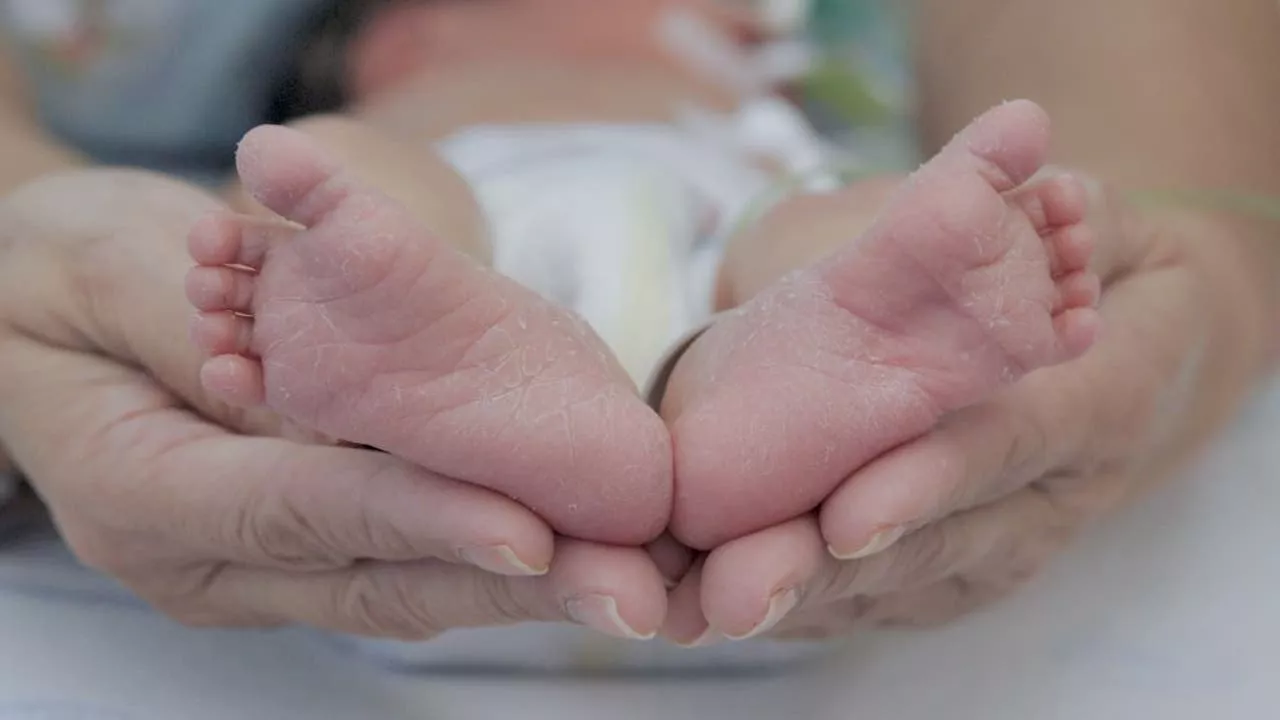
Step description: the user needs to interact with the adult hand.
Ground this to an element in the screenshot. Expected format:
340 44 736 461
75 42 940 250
663 172 1272 643
0 169 668 640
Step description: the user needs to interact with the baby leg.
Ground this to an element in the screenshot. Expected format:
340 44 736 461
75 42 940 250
221 115 492 265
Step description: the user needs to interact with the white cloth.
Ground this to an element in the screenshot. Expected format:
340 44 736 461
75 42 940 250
434 97 844 391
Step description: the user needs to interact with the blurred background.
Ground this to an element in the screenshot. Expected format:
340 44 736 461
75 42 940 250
2 0 919 180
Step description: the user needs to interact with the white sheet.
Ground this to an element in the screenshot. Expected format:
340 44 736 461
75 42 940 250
2 380 1277 719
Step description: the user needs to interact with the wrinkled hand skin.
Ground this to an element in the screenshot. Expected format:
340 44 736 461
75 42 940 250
768 481 1098 639
779 198 1266 637
0 168 1264 645
0 170 670 642
661 174 1275 644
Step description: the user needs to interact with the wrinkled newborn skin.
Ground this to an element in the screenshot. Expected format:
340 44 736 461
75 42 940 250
186 99 1099 553
189 125 674 545
183 0 759 546
662 100 1100 549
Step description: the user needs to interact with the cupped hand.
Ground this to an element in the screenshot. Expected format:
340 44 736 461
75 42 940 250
0 169 668 640
662 172 1254 643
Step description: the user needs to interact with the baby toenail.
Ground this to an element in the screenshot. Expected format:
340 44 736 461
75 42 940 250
456 544 547 577
829 525 906 561
724 587 799 641
565 594 655 641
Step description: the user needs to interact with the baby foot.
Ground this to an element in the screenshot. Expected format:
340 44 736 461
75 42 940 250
185 126 671 544
663 100 1101 549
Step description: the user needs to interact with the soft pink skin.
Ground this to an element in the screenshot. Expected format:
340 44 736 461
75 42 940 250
664 100 1102 550
185 126 672 545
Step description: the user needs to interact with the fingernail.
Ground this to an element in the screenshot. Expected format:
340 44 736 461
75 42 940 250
565 594 655 641
676 627 722 648
829 525 906 561
724 587 799 641
457 545 547 577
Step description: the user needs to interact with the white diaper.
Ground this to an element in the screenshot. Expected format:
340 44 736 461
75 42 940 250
434 96 846 394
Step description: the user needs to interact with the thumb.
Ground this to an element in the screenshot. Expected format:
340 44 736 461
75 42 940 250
204 540 670 641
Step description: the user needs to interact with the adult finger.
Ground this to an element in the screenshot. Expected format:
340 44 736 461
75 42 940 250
659 558 712 645
680 516 827 642
151 435 556 575
0 338 555 577
813 489 1072 608
203 539 667 641
818 396 1055 560
699 489 1071 639
767 573 1016 639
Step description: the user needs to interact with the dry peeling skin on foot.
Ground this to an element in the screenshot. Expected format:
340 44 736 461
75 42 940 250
188 124 677 546
662 100 1102 550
